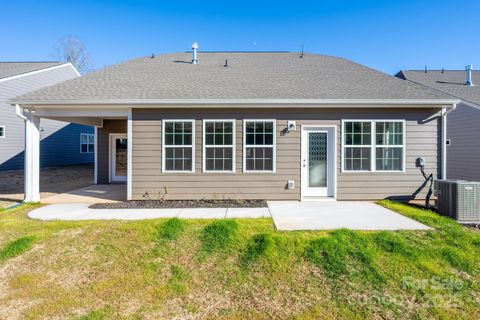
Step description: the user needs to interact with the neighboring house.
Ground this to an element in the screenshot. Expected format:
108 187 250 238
396 67 480 181
10 50 459 202
0 62 94 171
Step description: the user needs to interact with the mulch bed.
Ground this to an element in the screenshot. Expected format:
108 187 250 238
90 199 268 209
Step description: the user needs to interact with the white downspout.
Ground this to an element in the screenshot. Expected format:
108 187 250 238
127 108 133 200
441 104 457 180
15 104 41 202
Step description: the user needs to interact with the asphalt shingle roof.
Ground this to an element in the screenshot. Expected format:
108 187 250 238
11 52 454 103
398 70 480 106
0 62 64 80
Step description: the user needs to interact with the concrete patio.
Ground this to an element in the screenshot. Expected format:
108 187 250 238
41 184 126 204
268 201 431 230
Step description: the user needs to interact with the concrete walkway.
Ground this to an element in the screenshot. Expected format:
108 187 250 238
268 201 431 230
28 203 271 221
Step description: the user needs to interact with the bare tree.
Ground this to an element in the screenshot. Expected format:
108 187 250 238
53 35 94 74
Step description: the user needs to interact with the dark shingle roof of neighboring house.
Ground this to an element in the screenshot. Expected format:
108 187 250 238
397 70 480 107
0 62 64 80
11 52 455 104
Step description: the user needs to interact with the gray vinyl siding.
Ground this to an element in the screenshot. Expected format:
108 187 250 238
130 107 441 201
0 64 94 171
96 120 127 184
446 102 480 181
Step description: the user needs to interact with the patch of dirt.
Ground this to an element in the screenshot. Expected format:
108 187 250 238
90 199 268 209
0 164 93 202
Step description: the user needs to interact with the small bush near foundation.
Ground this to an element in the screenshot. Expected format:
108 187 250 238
156 218 185 242
201 219 238 252
0 236 36 262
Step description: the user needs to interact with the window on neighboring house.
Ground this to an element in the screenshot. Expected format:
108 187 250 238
80 133 94 153
244 120 276 172
0 126 5 138
203 120 235 172
163 120 195 172
342 120 404 172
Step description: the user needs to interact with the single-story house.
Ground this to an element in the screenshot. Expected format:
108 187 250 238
10 49 459 202
0 62 94 171
396 67 480 181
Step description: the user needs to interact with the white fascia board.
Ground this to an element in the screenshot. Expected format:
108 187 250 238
11 98 460 108
0 63 80 83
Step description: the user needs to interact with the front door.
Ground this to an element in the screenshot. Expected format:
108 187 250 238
110 134 127 182
301 126 336 199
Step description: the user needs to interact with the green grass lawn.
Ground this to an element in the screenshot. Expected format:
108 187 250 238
0 201 479 319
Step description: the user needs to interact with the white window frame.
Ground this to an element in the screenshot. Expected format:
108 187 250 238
0 126 5 138
162 119 196 173
202 119 236 173
341 119 406 173
80 133 94 154
243 119 276 173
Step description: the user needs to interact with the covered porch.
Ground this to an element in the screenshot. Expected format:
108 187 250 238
15 105 131 203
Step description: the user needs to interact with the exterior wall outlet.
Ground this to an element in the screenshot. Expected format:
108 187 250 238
287 180 295 189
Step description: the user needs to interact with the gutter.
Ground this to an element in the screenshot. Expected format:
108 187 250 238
10 98 461 107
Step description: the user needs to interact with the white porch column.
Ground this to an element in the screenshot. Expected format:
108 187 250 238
24 113 41 202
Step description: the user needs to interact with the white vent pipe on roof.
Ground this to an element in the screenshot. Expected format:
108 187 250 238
192 42 198 64
466 65 473 86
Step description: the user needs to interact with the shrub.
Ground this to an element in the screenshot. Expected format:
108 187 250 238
201 220 238 252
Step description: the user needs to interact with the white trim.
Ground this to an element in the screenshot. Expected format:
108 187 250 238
80 133 94 153
94 127 98 184
0 126 5 138
0 63 79 84
202 119 236 173
341 119 406 173
301 125 337 200
11 98 460 106
161 119 196 173
242 119 276 173
127 108 133 200
109 133 128 182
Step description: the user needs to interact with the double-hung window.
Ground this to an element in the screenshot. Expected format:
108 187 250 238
80 133 94 153
163 120 195 172
343 120 405 172
203 120 235 172
243 120 276 172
